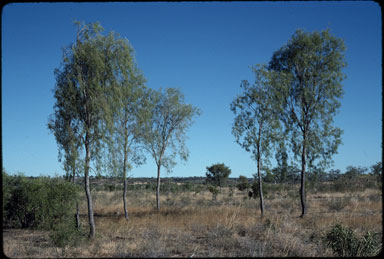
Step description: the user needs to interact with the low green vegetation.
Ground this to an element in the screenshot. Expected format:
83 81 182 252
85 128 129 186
325 224 381 256
2 171 84 247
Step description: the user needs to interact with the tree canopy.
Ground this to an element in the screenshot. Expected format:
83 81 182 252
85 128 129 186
268 29 347 217
230 64 281 216
206 163 232 188
142 87 200 210
49 21 149 236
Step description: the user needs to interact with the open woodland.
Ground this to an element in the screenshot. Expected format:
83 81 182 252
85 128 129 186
3 20 382 258
3 174 382 257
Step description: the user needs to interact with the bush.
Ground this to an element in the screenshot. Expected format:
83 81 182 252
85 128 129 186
3 174 82 246
50 218 85 247
4 175 54 228
249 181 283 199
237 175 250 192
325 224 381 256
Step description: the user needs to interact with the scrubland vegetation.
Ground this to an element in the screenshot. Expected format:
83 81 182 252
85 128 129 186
4 21 381 258
3 171 382 257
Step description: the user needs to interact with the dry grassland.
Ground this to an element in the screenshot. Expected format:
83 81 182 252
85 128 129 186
3 187 382 257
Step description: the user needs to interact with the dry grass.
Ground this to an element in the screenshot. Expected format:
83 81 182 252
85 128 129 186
3 186 382 257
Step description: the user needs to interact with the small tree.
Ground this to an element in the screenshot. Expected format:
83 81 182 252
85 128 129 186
49 21 133 237
230 65 280 217
142 88 200 210
206 163 231 188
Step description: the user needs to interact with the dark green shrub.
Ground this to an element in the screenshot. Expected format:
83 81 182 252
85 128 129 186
145 183 156 191
4 175 47 228
182 182 192 191
106 184 116 191
249 181 282 198
249 180 259 199
237 175 250 192
206 163 231 188
3 175 80 230
325 224 381 256
3 175 82 247
331 179 349 193
50 218 85 247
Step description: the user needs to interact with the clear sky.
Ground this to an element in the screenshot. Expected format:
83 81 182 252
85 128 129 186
2 1 382 178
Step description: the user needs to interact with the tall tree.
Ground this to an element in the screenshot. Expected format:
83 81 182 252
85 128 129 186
142 88 200 210
230 65 280 217
102 34 148 221
49 21 124 237
268 29 346 217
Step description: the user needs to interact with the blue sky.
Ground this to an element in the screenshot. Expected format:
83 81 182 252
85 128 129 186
2 1 381 178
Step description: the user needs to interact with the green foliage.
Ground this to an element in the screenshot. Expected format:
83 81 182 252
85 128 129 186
48 21 111 169
265 29 347 216
163 181 181 194
102 37 147 181
344 165 367 179
230 64 280 183
262 167 276 183
2 170 11 222
248 180 259 199
236 175 250 192
3 175 80 230
50 216 85 248
370 161 382 176
370 162 382 186
274 143 289 182
325 224 381 256
269 29 346 170
141 87 200 210
145 183 157 191
3 175 82 247
142 88 200 174
206 163 232 188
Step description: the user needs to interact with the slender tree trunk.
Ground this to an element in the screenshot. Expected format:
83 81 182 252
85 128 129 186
257 126 264 217
156 164 161 211
72 168 80 229
123 148 129 220
300 134 307 218
84 140 95 238
257 154 265 217
123 178 129 220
